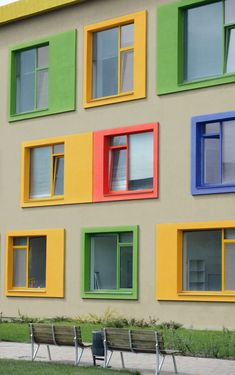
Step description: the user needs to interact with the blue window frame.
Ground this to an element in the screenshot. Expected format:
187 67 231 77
192 111 235 195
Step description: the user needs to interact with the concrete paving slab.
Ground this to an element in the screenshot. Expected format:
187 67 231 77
0 341 234 375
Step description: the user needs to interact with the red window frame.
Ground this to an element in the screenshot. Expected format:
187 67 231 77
93 123 159 202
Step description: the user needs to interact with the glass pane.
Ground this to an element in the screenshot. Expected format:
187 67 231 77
30 146 51 198
54 157 64 196
13 249 26 287
222 120 235 184
13 237 27 246
92 27 118 98
90 235 117 290
184 2 223 81
37 45 48 68
203 138 221 185
16 49 36 113
120 246 133 288
120 50 134 92
204 122 220 134
226 29 235 73
121 24 134 48
28 237 46 288
110 135 127 146
128 132 153 190
224 229 235 239
225 0 235 25
225 243 235 290
53 144 64 154
37 69 48 109
119 232 133 243
111 149 127 191
183 230 221 291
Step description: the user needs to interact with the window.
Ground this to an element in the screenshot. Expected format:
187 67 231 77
83 11 146 108
157 0 235 95
81 226 138 299
6 229 64 297
12 236 46 289
21 133 93 207
16 45 48 114
30 144 64 199
93 123 158 202
156 221 235 302
9 30 76 122
191 111 235 195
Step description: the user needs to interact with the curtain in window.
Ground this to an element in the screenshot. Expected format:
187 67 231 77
30 146 51 198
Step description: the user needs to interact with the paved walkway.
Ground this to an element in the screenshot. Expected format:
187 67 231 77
0 341 235 374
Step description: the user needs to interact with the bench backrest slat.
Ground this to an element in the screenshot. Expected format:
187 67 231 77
30 324 83 347
104 328 165 353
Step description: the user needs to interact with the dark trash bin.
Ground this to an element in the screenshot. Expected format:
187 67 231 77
92 330 104 366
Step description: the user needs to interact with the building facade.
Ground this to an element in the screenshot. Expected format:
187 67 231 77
1 0 235 329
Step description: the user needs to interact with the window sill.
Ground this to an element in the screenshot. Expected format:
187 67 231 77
84 90 145 108
82 290 137 300
192 185 235 195
178 292 235 296
104 189 154 197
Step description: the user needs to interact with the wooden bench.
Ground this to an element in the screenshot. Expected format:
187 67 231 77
103 328 180 375
29 323 91 365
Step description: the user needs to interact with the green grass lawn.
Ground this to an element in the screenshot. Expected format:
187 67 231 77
0 359 140 375
0 322 235 359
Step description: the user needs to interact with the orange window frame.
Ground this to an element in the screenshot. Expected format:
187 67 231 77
83 10 146 108
93 123 159 202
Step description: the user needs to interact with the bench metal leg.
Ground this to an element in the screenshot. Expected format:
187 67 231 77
172 354 178 373
120 352 125 368
103 351 113 368
32 343 40 361
47 345 52 361
156 351 165 375
75 347 84 366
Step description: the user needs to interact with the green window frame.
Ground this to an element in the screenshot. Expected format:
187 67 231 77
9 29 76 122
81 226 138 299
157 0 235 95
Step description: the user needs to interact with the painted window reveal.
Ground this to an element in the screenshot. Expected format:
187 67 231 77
16 45 48 114
12 236 46 289
191 111 235 195
93 123 158 202
9 30 76 122
156 221 235 302
84 11 146 108
183 229 235 292
81 226 138 299
109 132 153 192
6 229 64 298
157 0 235 94
21 133 93 207
30 143 64 199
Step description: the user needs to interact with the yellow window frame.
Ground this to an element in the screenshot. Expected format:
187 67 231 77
21 133 93 207
6 229 64 298
156 221 235 303
83 10 146 108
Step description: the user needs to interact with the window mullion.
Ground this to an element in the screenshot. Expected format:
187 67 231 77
126 136 129 191
34 48 38 110
118 26 121 95
222 0 226 74
50 148 54 197
222 229 225 292
26 237 29 289
219 122 223 184
116 241 120 289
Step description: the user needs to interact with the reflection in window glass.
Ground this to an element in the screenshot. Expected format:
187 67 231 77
92 28 118 98
225 242 235 290
184 2 223 81
226 29 235 73
121 24 134 48
183 230 221 291
121 50 134 92
225 0 235 25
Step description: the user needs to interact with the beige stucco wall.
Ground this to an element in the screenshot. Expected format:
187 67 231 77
1 0 235 329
